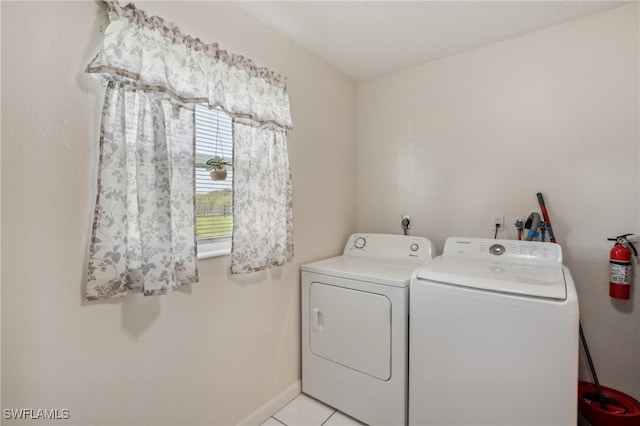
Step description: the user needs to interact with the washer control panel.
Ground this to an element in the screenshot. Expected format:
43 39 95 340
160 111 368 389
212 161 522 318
344 233 436 264
442 237 562 264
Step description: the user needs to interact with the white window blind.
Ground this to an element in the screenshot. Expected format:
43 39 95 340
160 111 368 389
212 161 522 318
195 105 233 242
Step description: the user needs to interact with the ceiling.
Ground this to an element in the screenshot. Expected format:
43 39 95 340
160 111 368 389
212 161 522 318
236 1 632 81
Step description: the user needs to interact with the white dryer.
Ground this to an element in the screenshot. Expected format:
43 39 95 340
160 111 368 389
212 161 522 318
409 237 579 426
301 233 436 426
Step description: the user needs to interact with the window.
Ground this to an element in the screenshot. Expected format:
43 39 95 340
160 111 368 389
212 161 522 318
195 105 233 258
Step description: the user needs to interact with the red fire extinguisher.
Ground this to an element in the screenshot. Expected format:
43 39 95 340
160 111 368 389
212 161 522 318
608 234 637 299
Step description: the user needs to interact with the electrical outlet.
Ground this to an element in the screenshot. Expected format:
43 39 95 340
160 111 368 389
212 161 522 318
491 213 504 231
401 214 411 230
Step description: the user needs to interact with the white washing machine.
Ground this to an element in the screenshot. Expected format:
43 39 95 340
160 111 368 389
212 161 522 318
409 237 579 426
301 233 436 426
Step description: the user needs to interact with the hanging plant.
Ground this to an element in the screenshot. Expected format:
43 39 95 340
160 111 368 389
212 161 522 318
195 108 232 181
196 156 232 181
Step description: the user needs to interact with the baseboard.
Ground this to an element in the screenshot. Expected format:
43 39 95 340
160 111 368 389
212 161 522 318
237 380 301 426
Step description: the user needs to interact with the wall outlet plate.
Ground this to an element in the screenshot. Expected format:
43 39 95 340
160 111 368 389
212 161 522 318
492 213 504 231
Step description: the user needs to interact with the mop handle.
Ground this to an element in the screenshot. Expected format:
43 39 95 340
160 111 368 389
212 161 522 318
536 193 606 408
579 323 608 410
536 193 557 243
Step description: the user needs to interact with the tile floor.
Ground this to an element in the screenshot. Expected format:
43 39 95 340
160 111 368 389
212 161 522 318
261 393 366 426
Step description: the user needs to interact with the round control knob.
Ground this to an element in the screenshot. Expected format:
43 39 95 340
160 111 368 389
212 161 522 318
410 243 419 252
354 237 366 249
489 244 505 255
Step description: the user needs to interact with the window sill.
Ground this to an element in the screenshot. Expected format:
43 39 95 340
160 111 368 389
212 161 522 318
197 239 231 260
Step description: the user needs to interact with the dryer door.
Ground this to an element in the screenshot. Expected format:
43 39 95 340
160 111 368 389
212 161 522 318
309 281 391 380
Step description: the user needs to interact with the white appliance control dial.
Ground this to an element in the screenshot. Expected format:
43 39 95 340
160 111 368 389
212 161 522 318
354 237 367 249
411 243 420 252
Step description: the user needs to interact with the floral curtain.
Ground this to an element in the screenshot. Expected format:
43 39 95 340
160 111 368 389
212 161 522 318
86 1 294 299
230 121 294 273
87 81 198 299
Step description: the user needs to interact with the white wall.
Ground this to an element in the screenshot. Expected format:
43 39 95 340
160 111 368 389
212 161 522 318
2 1 638 423
1 2 356 425
357 4 639 399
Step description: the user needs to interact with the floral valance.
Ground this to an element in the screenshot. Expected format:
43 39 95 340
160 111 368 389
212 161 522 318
86 1 293 131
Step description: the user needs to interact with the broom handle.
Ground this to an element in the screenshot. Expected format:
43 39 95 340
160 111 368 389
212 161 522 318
536 193 557 243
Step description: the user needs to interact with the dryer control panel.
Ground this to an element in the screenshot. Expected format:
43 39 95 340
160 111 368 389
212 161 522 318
442 237 562 265
344 233 436 264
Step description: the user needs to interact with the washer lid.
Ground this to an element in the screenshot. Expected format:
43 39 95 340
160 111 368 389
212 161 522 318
301 255 419 288
414 256 567 300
